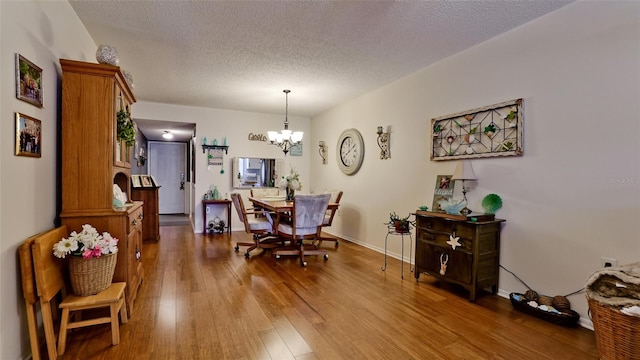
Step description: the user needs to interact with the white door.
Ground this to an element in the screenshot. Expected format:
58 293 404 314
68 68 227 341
149 142 186 214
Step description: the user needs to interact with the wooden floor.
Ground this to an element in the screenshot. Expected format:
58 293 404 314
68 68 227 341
55 225 598 359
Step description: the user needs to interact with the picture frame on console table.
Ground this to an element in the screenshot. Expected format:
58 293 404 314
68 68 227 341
141 175 153 187
431 174 453 213
131 175 142 188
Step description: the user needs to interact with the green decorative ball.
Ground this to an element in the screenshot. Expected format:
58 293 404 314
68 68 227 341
481 193 503 214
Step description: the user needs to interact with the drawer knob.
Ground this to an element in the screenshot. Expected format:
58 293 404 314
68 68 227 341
138 213 143 220
132 219 137 226
135 248 141 260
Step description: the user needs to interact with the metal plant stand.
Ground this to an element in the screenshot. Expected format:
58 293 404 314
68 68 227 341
381 225 414 279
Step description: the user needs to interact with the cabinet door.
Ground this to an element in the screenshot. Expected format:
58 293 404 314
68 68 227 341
423 243 472 285
127 210 143 297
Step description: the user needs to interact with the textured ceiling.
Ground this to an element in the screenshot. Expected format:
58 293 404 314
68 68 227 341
69 0 572 141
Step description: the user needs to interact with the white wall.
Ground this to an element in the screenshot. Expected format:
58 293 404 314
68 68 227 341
132 101 311 233
310 1 640 327
0 2 96 359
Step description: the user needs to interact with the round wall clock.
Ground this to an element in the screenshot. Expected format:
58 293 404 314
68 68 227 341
336 128 364 175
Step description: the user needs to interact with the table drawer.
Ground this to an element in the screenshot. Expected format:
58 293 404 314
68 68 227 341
128 207 143 233
417 216 475 237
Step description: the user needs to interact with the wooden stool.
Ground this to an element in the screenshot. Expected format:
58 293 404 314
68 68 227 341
29 226 128 358
57 282 128 355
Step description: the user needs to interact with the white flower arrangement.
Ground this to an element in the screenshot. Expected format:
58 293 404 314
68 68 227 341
53 224 119 259
278 166 302 191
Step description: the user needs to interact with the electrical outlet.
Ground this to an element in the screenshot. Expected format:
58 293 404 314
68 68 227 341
600 257 617 268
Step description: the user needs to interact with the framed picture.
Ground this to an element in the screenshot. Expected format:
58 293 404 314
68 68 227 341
15 113 41 158
15 54 43 108
141 175 153 187
431 175 454 212
290 143 303 156
131 175 142 188
431 98 523 161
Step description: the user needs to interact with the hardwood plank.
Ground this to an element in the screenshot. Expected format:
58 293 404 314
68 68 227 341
54 225 598 359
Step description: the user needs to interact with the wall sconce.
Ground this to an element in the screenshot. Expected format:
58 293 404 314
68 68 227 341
376 126 390 159
318 140 327 164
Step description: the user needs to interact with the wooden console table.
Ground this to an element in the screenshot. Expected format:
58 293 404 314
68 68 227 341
414 211 505 301
202 199 232 234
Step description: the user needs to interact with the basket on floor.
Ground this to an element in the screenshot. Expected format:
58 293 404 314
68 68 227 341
68 253 117 296
587 296 640 360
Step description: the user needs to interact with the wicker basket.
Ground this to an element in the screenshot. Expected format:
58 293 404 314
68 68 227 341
68 253 117 296
510 293 580 327
587 296 640 360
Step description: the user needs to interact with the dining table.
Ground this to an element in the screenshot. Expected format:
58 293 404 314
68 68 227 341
248 196 339 231
248 195 340 265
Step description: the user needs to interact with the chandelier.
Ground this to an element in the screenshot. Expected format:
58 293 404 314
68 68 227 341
267 89 303 155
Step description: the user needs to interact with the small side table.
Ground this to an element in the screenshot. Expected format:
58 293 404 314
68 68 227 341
381 225 413 278
202 199 232 234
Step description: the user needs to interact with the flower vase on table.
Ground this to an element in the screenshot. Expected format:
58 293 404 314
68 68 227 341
279 166 301 202
286 187 295 201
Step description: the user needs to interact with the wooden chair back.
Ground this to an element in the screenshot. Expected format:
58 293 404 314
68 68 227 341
19 231 50 360
323 190 343 227
250 188 279 197
231 193 250 232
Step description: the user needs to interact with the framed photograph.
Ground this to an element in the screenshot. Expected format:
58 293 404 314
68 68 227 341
432 175 454 212
15 113 41 158
431 98 523 161
131 175 142 188
15 54 43 108
141 175 153 187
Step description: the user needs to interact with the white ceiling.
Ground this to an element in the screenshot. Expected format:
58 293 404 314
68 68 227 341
69 0 572 141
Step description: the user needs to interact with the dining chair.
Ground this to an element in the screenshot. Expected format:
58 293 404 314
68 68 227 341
19 235 46 360
273 193 331 267
231 193 280 257
28 226 128 357
249 188 280 218
315 190 343 248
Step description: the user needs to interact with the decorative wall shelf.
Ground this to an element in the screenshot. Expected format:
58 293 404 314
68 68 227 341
431 98 523 161
201 144 229 154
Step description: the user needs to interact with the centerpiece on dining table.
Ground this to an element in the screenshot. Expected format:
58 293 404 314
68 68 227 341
52 224 119 296
279 166 302 201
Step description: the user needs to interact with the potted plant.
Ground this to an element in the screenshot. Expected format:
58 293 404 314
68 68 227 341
116 109 136 147
386 212 414 233
484 123 497 138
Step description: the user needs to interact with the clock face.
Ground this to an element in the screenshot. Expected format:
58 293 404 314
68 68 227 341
336 128 364 175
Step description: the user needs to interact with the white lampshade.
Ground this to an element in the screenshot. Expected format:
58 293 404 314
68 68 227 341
280 129 292 141
267 131 278 142
452 160 477 181
291 131 304 143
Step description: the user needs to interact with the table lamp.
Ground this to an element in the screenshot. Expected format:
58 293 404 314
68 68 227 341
452 160 477 215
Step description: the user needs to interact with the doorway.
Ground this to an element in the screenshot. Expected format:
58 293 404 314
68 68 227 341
148 141 187 214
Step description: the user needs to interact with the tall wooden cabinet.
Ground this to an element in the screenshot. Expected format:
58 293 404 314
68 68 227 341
131 186 160 242
59 59 143 313
414 211 504 302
